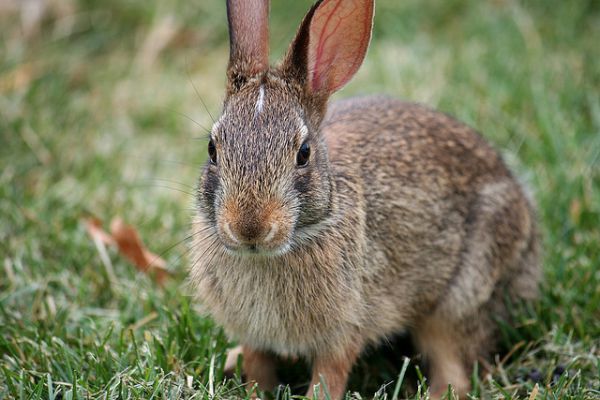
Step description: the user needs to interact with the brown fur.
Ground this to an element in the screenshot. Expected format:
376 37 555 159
242 347 279 394
190 1 541 398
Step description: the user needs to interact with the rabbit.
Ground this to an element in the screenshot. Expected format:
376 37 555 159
189 0 541 398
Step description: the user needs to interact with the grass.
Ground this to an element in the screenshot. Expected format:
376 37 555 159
1 0 599 398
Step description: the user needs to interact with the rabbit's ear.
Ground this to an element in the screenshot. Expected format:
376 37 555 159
283 0 374 95
226 0 270 83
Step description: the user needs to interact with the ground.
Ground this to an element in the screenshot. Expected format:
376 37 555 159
1 0 599 399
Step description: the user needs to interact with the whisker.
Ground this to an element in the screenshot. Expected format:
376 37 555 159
170 108 212 135
187 226 218 237
157 158 203 167
157 236 198 269
128 182 196 197
151 233 196 263
143 228 217 273
168 245 196 270
152 178 197 190
126 154 203 168
185 59 216 123
192 132 212 141
189 233 220 272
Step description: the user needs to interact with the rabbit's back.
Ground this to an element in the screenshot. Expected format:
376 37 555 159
322 96 539 336
324 96 512 189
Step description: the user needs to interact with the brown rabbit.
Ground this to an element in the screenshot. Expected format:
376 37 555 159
189 0 541 398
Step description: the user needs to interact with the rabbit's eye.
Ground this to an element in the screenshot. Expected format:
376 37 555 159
296 141 310 167
208 139 217 165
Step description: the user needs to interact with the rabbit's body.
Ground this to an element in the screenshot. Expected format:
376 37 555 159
190 1 540 398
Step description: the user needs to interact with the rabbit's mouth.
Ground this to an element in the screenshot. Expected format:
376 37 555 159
221 239 293 258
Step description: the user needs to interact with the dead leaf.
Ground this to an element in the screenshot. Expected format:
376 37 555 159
84 217 117 284
528 383 539 400
110 217 169 285
84 217 169 285
85 217 115 246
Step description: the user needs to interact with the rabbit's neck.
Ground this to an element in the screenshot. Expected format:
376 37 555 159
190 227 367 358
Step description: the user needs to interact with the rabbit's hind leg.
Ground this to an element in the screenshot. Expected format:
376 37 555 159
412 180 537 398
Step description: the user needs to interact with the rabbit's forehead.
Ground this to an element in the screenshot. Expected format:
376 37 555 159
214 81 306 142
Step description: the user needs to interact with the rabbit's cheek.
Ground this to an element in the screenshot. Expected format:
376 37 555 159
197 164 222 223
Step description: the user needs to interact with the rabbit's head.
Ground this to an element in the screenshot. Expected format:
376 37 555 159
197 0 374 256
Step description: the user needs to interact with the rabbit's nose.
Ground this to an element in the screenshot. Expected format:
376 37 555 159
220 199 290 251
232 217 264 244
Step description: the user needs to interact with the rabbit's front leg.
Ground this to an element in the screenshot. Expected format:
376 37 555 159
242 346 278 394
413 317 471 399
306 346 361 400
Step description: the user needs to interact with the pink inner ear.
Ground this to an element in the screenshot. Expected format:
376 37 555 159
308 0 374 93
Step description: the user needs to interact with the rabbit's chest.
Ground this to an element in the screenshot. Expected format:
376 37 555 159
196 255 362 356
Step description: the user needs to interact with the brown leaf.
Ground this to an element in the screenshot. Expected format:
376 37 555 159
110 217 169 285
85 217 115 246
84 216 169 285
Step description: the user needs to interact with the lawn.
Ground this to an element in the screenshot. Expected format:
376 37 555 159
1 0 599 398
